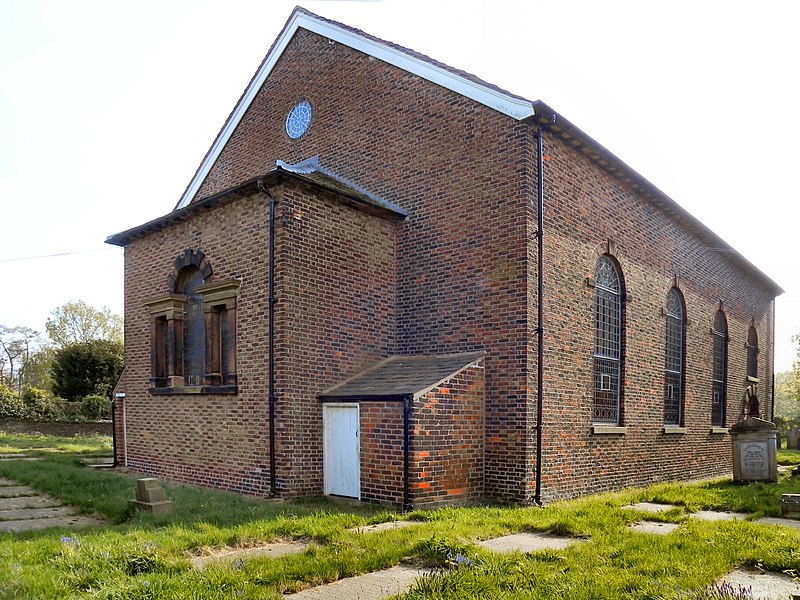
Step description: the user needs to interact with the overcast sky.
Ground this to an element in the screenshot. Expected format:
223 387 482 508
1 0 798 370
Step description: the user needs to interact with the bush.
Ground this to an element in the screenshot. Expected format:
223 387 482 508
0 384 26 418
21 387 58 420
51 339 123 402
80 395 111 421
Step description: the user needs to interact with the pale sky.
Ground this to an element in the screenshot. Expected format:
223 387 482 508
1 0 798 370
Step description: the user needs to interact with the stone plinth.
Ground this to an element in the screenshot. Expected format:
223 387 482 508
782 494 800 519
129 478 174 514
730 418 778 483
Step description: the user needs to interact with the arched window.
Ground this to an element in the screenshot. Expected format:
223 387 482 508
711 310 728 427
175 266 206 386
746 326 759 380
664 288 685 425
145 249 239 394
593 256 625 424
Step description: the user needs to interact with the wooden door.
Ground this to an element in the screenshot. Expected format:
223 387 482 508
323 403 360 498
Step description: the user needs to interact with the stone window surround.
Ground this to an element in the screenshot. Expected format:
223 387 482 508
145 278 240 395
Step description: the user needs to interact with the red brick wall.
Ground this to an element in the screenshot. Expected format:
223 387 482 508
115 23 779 505
360 401 405 505
536 132 778 501
114 192 272 495
192 29 534 501
272 181 397 496
410 364 485 507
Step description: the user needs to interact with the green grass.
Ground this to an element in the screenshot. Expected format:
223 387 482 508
0 435 799 599
778 448 800 466
0 432 112 457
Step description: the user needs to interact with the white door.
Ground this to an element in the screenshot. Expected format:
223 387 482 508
323 403 360 498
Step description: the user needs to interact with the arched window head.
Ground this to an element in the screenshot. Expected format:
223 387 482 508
711 310 728 427
747 326 759 380
664 288 685 425
593 255 625 424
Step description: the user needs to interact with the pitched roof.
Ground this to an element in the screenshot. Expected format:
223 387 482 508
105 158 405 247
163 7 781 295
319 352 485 400
174 6 537 211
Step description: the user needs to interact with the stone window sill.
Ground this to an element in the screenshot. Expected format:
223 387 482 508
663 426 687 434
150 385 238 396
711 427 729 435
592 425 627 435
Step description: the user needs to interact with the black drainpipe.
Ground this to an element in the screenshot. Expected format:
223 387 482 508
257 180 278 497
403 395 412 512
110 398 118 468
533 121 550 506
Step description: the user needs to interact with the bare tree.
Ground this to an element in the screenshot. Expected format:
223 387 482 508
0 326 42 394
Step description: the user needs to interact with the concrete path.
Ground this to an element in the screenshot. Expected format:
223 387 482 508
478 532 580 552
0 473 103 532
192 541 308 571
286 565 432 600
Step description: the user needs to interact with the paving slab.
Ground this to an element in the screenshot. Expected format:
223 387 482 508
717 567 800 600
0 495 62 510
286 565 431 600
0 486 40 498
0 478 17 486
628 521 680 535
349 521 425 534
691 511 748 521
755 517 800 530
0 505 79 521
621 502 679 514
477 532 580 553
191 541 308 570
0 514 104 532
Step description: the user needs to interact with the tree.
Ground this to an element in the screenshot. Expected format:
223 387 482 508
20 346 57 392
0 326 42 394
51 339 124 401
45 301 123 348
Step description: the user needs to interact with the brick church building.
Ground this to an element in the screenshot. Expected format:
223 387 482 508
107 7 782 507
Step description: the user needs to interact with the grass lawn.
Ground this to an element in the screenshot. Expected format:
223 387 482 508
0 432 798 599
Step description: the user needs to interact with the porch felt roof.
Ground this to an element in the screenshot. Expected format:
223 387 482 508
319 352 485 401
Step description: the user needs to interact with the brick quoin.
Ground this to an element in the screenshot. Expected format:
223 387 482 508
109 9 781 505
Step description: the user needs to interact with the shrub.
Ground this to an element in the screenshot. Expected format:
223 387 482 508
0 384 27 418
21 387 58 420
51 339 123 402
80 395 111 421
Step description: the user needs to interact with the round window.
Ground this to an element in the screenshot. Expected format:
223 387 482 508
285 100 313 139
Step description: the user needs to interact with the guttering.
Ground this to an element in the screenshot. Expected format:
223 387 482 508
257 179 279 498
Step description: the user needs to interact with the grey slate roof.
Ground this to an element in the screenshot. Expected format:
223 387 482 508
319 352 485 400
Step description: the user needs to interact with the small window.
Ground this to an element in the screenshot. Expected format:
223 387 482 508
593 255 625 424
711 310 728 427
664 288 685 426
746 326 759 380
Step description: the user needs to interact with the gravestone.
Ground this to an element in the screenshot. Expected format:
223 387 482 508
730 418 778 483
781 494 800 519
129 478 174 514
787 428 800 450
